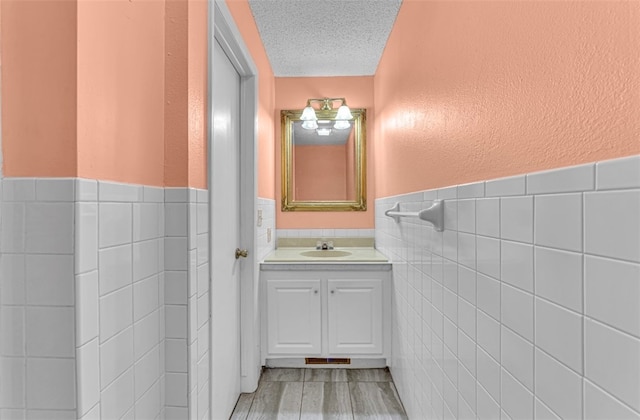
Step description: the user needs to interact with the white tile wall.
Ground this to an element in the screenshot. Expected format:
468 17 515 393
375 155 640 420
0 178 77 417
92 181 165 419
164 187 210 420
0 178 168 419
276 227 374 241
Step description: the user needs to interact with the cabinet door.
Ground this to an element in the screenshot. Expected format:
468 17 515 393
266 279 322 355
327 279 383 354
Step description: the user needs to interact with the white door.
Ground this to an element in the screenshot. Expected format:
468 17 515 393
266 279 322 355
327 279 383 354
210 38 243 419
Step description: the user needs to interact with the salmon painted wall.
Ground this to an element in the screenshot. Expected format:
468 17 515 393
77 0 165 186
375 1 640 197
165 0 208 189
1 0 208 187
187 0 208 189
227 0 276 199
1 0 77 178
276 77 374 229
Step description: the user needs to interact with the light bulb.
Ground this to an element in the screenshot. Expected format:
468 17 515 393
300 106 317 121
335 105 353 121
333 120 351 130
301 120 318 130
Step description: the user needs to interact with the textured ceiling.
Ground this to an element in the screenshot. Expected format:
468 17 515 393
248 0 403 77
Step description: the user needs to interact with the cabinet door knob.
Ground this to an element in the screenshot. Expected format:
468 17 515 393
330 290 335 294
314 290 318 294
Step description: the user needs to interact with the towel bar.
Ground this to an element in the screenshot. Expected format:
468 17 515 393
384 200 445 232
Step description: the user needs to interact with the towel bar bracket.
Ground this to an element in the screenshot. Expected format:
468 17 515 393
384 200 445 232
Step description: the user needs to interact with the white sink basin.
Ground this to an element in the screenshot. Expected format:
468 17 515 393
262 247 389 263
300 250 353 258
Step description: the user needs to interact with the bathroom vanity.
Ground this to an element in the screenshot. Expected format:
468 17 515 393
260 241 391 367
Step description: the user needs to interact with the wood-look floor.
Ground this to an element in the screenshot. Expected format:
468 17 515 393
230 368 408 420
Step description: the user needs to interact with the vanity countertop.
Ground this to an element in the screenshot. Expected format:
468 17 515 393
261 247 391 271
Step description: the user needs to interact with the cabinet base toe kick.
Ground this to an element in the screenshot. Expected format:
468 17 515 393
265 357 388 369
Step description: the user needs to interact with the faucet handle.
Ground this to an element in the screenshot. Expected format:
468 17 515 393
316 240 322 250
328 241 334 250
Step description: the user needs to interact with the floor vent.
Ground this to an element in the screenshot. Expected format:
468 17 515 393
305 358 351 365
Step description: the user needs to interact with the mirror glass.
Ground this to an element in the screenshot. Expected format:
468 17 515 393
281 108 366 211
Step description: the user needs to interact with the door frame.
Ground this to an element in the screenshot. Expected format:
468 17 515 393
208 0 261 393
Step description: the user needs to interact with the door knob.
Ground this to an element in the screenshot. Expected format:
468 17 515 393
235 248 249 259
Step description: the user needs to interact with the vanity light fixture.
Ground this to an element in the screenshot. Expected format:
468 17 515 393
300 97 354 130
316 128 332 136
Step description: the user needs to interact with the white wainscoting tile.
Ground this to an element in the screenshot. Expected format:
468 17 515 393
535 298 583 374
133 239 159 283
100 367 134 420
98 203 132 248
585 319 640 411
25 254 74 306
485 175 525 198
76 339 100 417
99 286 133 343
98 182 142 203
584 190 640 263
476 198 500 238
477 346 500 403
501 326 533 391
526 163 594 195
534 349 583 420
26 358 76 410
35 179 75 202
25 307 74 358
98 244 132 296
584 380 640 420
25 203 73 254
0 254 25 305
477 274 500 322
534 247 583 313
100 327 134 389
585 256 640 337
458 199 476 234
534 193 582 252
75 179 98 202
596 155 640 190
134 344 160 399
133 203 160 242
165 237 188 271
501 241 533 293
500 196 533 243
133 310 160 360
477 309 500 361
165 203 188 237
458 182 485 199
1 307 24 357
75 202 98 274
501 368 533 420
75 271 99 347
133 275 159 322
501 284 533 342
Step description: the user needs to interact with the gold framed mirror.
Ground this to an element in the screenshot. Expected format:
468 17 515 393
281 107 366 211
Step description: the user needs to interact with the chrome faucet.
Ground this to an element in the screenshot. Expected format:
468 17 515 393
316 240 334 250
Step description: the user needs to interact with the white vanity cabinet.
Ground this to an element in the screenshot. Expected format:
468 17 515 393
327 278 383 354
261 266 391 364
266 278 322 355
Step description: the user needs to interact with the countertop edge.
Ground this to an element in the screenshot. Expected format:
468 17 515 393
260 262 392 271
